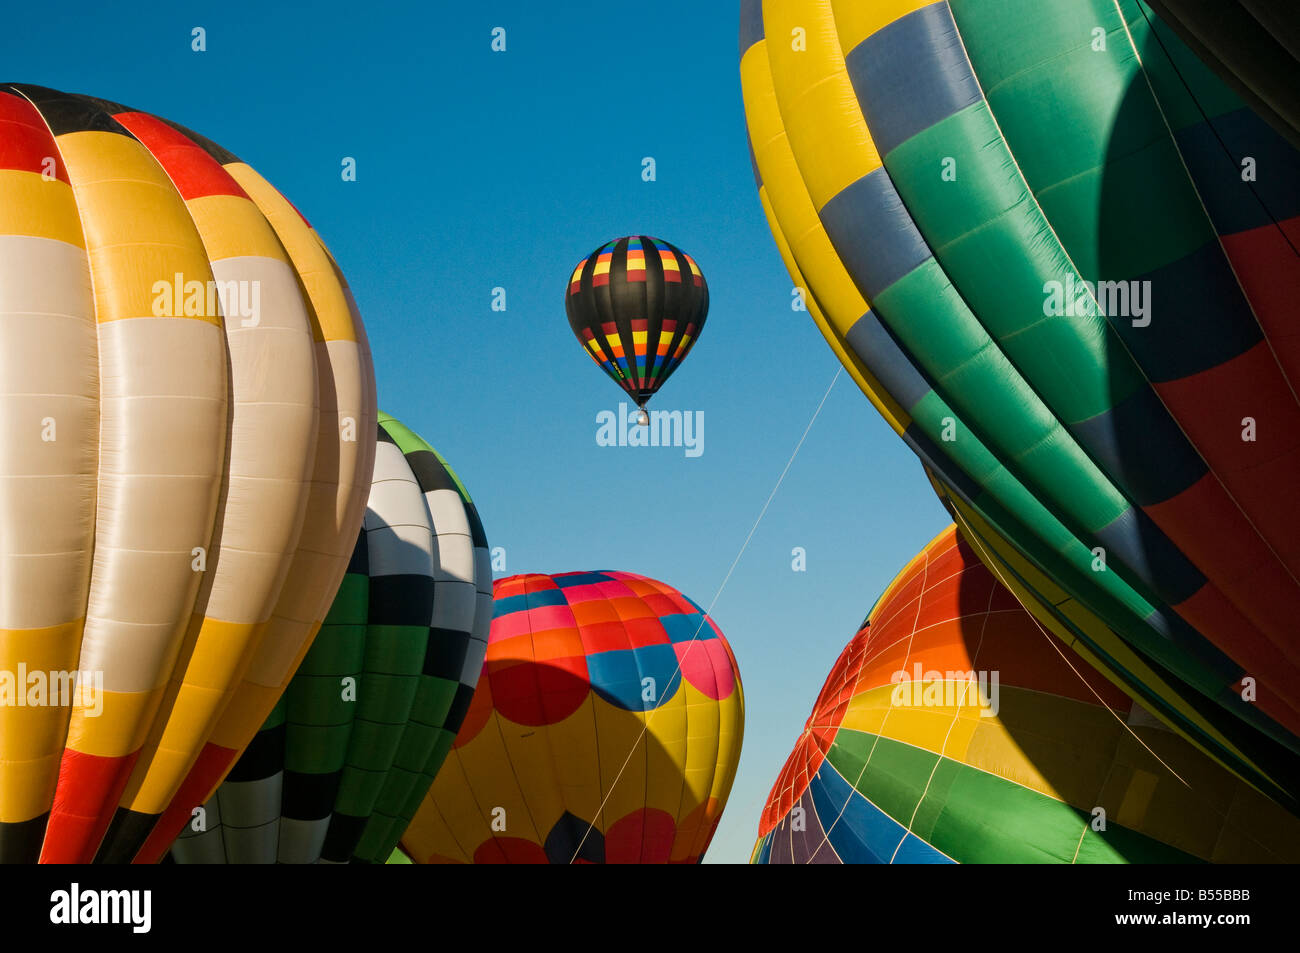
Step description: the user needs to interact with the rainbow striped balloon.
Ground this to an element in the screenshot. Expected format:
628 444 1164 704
753 526 1300 864
565 236 708 411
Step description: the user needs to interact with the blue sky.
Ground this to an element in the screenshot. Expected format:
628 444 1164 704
3 0 951 863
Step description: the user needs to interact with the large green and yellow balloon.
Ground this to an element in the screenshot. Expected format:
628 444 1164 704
170 414 492 864
740 0 1300 809
0 85 377 863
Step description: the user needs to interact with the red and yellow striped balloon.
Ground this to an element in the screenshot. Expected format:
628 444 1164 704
0 85 377 863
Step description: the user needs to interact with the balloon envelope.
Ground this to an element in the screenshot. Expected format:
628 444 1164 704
0 85 377 863
399 570 743 863
753 526 1300 864
565 236 708 408
740 0 1300 809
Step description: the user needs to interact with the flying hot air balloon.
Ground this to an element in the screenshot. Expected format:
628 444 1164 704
753 525 1300 864
398 571 743 863
170 414 492 864
566 236 708 425
740 0 1300 809
0 84 377 863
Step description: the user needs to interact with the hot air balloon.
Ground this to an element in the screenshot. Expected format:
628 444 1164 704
566 236 708 424
398 571 743 863
0 85 377 863
753 525 1300 864
170 414 491 863
739 0 1300 809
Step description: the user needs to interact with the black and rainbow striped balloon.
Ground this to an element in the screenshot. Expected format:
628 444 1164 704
565 236 708 409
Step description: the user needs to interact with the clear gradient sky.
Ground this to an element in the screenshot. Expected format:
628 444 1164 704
2 0 951 863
